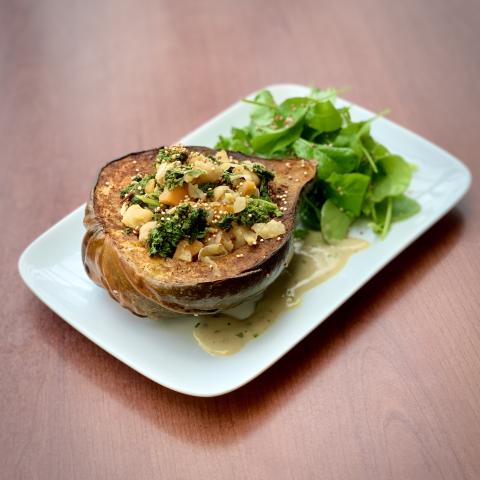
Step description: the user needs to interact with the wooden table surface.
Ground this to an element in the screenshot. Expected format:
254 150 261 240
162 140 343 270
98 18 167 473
2 0 479 478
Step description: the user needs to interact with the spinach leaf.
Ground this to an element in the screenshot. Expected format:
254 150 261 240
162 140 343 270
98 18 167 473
305 100 342 133
390 194 421 221
309 87 338 102
298 183 324 230
216 127 253 154
375 194 421 223
251 122 303 156
371 194 421 237
215 87 420 242
250 98 308 155
324 172 370 217
229 127 253 155
321 199 353 244
293 139 358 180
250 90 276 126
371 155 413 202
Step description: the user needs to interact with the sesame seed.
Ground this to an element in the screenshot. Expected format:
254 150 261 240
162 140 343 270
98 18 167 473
133 160 137 164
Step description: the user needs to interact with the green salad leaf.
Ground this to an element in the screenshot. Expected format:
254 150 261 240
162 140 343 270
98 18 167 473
321 199 353 244
370 155 413 202
215 87 420 243
305 100 342 133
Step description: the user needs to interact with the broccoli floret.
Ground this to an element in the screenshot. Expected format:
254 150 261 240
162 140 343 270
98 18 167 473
216 198 282 230
120 174 154 198
216 213 236 230
130 193 159 209
155 146 188 164
251 163 275 180
147 204 207 257
164 165 206 190
197 183 217 198
221 166 235 186
249 163 275 199
238 198 282 225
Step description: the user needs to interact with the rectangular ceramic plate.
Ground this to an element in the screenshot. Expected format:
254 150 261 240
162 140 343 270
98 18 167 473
18 84 471 397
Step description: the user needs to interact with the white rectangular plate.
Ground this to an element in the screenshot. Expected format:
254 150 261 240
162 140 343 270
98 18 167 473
19 84 471 397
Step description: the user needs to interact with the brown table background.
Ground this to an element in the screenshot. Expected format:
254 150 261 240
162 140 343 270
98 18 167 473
1 0 479 478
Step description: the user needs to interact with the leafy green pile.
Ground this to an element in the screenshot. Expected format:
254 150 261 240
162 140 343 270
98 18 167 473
216 88 420 243
147 204 207 257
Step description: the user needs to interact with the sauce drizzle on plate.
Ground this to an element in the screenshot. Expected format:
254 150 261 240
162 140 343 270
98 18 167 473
193 232 368 356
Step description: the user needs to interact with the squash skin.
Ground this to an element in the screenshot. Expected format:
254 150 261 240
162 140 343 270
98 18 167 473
82 147 316 318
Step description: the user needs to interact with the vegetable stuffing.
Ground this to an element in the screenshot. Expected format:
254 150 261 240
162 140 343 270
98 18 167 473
119 145 288 263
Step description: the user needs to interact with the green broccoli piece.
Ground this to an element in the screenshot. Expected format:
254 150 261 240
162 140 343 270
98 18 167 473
216 213 236 230
197 183 217 198
249 163 275 199
147 204 207 257
120 174 154 198
238 198 283 225
155 146 188 164
131 193 159 209
221 166 235 186
251 163 275 180
216 198 283 230
164 165 206 190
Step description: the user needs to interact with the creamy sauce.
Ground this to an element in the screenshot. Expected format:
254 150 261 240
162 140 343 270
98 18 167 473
193 232 368 356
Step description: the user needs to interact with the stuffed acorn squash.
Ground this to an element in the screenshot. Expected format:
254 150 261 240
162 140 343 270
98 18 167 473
82 145 315 318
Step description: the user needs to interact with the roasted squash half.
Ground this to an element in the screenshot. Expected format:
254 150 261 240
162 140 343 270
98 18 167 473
82 147 315 318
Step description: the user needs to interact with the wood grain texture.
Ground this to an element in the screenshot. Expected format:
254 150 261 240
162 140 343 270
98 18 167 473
1 0 479 478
